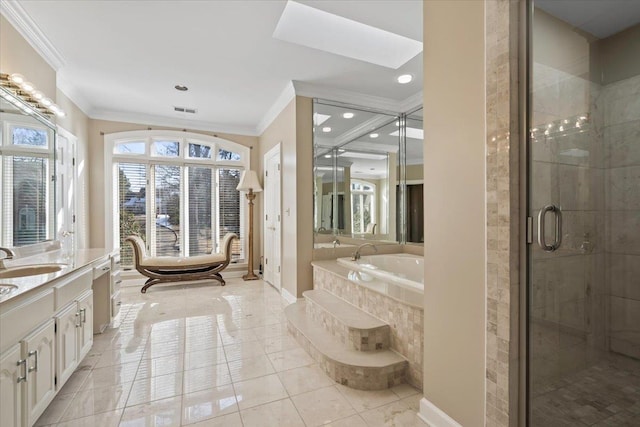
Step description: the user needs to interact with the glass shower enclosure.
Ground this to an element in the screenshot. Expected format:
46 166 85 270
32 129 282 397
528 0 640 425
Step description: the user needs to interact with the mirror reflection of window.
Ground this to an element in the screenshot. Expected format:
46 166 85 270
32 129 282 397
351 180 376 234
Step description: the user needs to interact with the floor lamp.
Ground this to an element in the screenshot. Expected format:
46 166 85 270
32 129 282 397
236 170 262 280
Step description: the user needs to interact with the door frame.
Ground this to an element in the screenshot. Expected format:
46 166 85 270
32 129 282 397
263 144 281 291
56 126 78 254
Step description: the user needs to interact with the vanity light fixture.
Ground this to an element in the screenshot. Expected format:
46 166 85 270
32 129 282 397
397 74 412 84
0 72 65 117
342 112 354 119
322 127 332 133
370 133 379 138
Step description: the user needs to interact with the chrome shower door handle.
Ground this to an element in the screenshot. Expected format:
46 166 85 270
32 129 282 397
537 204 562 252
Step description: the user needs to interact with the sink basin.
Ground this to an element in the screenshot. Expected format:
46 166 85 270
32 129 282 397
0 264 67 279
0 284 18 295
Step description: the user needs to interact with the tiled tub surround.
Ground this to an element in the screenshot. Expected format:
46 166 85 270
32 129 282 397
312 261 424 390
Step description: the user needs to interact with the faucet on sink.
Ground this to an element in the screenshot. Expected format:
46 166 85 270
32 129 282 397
0 247 16 269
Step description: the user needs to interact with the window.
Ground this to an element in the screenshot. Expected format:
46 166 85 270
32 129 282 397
107 131 250 268
351 180 376 233
1 117 55 246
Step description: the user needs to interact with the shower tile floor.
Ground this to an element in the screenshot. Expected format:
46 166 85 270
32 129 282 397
35 277 426 427
531 356 640 426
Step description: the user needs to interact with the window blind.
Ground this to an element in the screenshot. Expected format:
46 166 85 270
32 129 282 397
187 166 213 256
118 162 146 267
218 168 243 261
153 164 181 257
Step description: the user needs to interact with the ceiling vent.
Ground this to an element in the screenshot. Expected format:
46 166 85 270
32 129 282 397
174 106 197 114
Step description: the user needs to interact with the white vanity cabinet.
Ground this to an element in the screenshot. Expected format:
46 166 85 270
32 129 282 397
0 344 23 427
0 256 101 426
22 320 56 427
55 289 93 388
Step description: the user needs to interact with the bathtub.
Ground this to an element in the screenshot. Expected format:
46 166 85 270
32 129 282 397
337 253 424 295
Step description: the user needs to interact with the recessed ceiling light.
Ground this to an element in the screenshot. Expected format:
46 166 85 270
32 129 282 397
322 127 331 133
343 112 354 119
175 84 188 91
397 74 413 84
370 133 379 138
324 154 331 158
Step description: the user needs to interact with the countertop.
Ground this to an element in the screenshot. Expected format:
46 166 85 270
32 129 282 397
0 248 111 304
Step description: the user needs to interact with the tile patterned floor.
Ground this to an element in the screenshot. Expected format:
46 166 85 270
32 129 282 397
531 357 640 426
35 278 427 427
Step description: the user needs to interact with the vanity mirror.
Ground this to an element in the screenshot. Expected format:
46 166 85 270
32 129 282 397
0 85 57 248
313 100 423 245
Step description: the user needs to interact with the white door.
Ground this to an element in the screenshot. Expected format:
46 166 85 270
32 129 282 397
0 344 23 427
55 303 79 389
263 145 281 290
22 320 56 426
55 129 77 254
78 290 94 361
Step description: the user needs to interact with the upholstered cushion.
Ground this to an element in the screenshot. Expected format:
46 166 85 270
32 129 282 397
139 253 227 268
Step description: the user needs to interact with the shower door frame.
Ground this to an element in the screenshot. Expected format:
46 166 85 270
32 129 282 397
520 0 534 425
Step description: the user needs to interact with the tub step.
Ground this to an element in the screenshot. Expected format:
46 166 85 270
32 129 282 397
285 301 407 390
303 289 390 351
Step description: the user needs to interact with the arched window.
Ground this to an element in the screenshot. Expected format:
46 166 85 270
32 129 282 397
351 180 376 234
105 130 250 268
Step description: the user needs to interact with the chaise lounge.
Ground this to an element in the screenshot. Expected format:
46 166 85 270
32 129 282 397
126 233 238 293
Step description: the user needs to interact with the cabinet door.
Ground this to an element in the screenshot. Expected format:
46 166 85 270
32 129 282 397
77 291 93 360
55 303 79 389
0 344 23 427
22 319 56 426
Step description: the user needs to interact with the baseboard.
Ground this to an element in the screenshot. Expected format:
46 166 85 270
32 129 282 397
281 288 298 305
418 398 462 427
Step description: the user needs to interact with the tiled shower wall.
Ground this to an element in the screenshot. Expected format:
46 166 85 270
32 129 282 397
604 73 640 359
485 1 520 425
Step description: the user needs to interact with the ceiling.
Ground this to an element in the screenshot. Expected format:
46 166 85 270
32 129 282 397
7 0 423 135
536 0 640 39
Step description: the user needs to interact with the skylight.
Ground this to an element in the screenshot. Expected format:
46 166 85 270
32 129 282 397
273 1 423 69
390 127 424 140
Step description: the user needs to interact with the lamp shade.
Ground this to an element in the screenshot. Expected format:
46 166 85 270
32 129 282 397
236 170 263 192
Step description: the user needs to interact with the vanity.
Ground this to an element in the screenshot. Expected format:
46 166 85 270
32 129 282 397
0 243 119 427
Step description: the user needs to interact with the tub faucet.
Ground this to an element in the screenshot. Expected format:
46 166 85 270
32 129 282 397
332 238 341 248
0 247 16 269
352 243 377 261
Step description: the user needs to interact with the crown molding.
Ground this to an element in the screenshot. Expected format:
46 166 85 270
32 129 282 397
255 81 296 136
0 0 65 71
89 109 259 137
399 90 423 113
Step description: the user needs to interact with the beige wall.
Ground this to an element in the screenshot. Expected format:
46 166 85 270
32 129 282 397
0 15 56 97
257 96 313 298
88 119 259 255
1 16 91 248
406 164 424 182
423 1 486 426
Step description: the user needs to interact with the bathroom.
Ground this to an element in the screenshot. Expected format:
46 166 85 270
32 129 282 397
1 1 640 426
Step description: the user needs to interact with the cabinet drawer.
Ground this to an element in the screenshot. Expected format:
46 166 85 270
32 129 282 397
111 271 122 295
111 291 121 318
0 289 54 354
54 268 92 311
93 259 111 280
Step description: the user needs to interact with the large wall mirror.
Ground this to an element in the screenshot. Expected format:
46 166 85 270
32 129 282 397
313 100 423 245
0 86 57 248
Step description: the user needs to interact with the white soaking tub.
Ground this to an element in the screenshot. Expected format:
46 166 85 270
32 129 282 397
337 253 424 293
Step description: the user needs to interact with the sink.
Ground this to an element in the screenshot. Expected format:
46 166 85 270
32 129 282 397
0 284 18 295
0 264 67 279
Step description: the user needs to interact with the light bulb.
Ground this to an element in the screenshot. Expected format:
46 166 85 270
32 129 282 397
20 81 35 93
322 127 331 133
32 90 44 100
41 98 52 107
397 74 412 84
370 133 379 138
9 73 25 85
342 112 354 119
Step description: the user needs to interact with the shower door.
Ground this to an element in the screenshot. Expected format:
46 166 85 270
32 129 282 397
528 1 640 425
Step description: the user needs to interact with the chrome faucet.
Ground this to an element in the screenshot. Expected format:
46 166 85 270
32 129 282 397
351 243 377 261
0 247 16 269
332 238 341 248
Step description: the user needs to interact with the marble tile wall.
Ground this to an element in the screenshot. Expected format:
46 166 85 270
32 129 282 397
604 73 640 359
313 266 424 390
485 1 520 426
